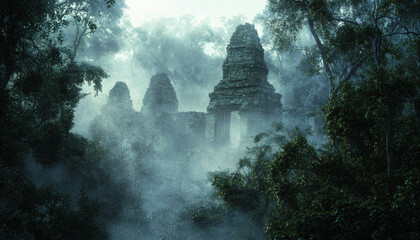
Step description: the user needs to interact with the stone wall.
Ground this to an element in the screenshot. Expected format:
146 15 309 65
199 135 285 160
174 112 206 148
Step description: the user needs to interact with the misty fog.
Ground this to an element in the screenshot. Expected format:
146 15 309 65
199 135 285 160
67 2 324 238
3 0 416 239
62 1 324 239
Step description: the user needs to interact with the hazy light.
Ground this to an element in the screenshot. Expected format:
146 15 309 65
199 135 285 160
125 0 267 27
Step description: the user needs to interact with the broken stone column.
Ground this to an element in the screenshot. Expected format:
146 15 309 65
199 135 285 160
214 110 231 146
205 113 216 144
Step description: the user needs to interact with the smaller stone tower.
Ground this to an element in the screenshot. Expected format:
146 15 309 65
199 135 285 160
103 81 134 114
141 73 179 115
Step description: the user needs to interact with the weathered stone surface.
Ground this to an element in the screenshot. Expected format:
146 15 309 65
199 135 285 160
207 23 282 115
103 81 133 114
206 23 282 146
141 73 179 115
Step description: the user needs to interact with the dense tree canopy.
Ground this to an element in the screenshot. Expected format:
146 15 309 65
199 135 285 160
0 1 147 239
1 0 419 239
195 1 420 239
263 0 420 191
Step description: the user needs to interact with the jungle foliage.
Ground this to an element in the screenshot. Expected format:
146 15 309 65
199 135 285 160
1 0 419 239
192 0 420 239
0 1 147 239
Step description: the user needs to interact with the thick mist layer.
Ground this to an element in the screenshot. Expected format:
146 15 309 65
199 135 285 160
67 1 330 237
3 1 418 239
72 16 325 238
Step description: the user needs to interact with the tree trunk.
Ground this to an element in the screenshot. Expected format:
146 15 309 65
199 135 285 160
307 16 335 94
386 103 395 193
414 99 420 120
1 62 13 90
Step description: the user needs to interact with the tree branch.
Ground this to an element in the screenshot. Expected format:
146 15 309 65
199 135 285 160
1 61 13 90
332 55 368 95
54 0 71 8
73 20 88 59
307 15 335 93
383 30 420 38
332 17 359 26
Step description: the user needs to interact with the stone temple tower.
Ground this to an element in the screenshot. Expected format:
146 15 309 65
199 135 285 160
103 81 134 114
141 73 179 115
206 23 282 146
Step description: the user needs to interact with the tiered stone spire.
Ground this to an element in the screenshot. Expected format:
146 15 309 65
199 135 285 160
103 81 133 114
141 73 179 115
206 23 282 146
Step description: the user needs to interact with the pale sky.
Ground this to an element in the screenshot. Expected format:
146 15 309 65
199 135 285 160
73 1 271 133
125 0 267 27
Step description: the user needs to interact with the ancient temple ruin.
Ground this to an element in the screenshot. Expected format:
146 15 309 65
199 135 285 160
206 23 282 146
100 23 283 149
142 73 206 149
